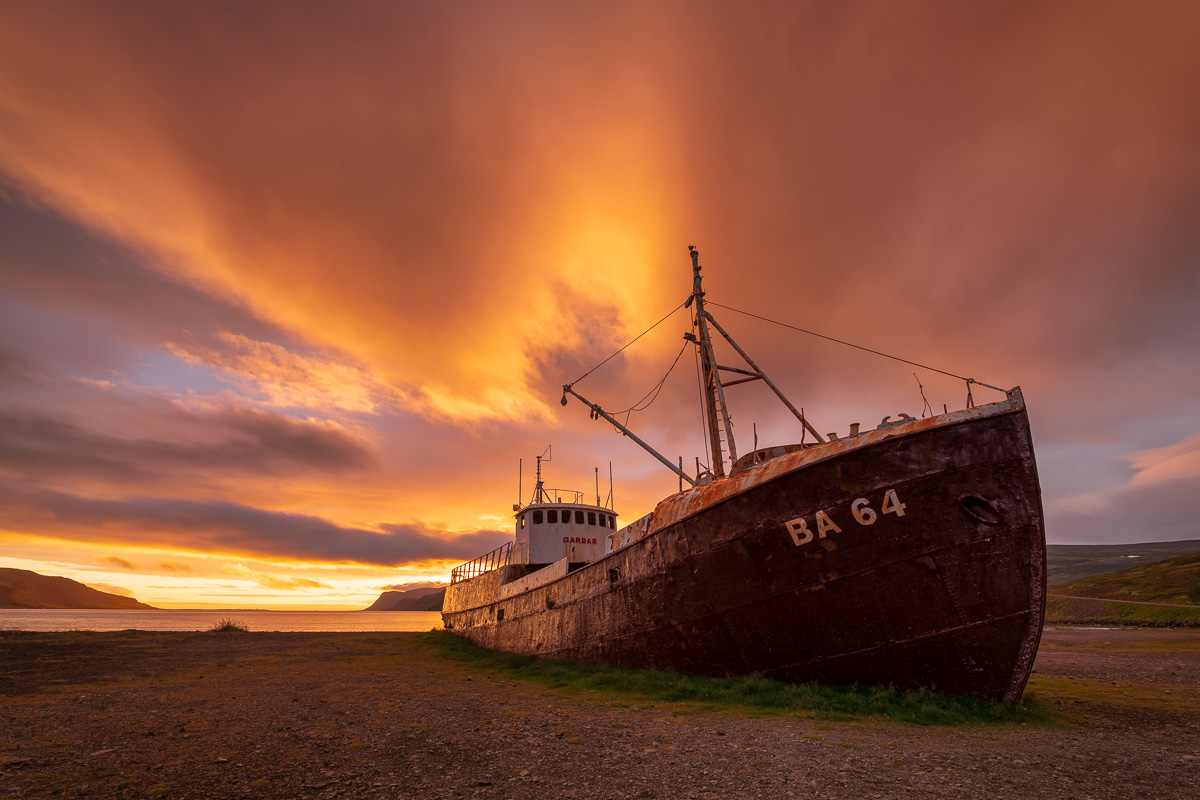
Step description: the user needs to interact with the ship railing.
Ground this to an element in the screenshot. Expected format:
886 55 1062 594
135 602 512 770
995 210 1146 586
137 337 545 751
544 488 584 504
450 541 513 584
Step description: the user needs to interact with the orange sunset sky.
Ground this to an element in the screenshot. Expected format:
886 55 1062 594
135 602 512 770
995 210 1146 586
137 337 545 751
2 1 1199 609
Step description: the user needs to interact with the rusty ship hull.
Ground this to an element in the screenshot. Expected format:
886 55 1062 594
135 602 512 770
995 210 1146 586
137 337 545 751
442 392 1045 702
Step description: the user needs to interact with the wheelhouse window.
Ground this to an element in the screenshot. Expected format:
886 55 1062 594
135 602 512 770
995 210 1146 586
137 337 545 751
548 509 558 524
575 510 584 524
519 514 526 529
532 509 543 524
588 511 596 526
607 515 614 528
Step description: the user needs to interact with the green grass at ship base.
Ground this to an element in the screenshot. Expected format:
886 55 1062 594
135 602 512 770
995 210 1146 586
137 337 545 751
426 631 1063 728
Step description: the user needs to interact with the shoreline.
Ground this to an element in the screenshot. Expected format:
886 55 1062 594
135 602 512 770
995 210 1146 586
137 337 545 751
0 608 443 634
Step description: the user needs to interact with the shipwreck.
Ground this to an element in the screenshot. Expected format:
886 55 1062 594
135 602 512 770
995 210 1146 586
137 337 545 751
443 247 1045 702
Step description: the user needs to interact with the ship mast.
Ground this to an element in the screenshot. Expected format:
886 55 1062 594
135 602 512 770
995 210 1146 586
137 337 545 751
562 245 823 488
689 246 737 477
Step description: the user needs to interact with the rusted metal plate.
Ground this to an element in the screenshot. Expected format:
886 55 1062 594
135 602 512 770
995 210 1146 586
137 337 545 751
444 396 1045 703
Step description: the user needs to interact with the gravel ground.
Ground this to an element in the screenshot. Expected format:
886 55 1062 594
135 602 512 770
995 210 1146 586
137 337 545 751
1 627 1198 799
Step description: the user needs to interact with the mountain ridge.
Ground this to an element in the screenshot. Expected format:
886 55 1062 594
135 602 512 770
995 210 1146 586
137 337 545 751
0 568 156 609
364 586 446 611
1046 539 1200 584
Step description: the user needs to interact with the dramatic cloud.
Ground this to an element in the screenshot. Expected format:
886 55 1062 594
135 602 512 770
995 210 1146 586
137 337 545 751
1 486 510 567
84 582 135 598
0 403 376 489
1123 434 1200 488
157 561 199 575
1 1 1199 606
1048 433 1200 543
381 582 447 592
251 575 332 591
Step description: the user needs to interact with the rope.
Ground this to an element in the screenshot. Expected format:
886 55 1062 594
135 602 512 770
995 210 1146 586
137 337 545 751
914 373 932 418
608 341 690 416
706 300 999 389
567 299 688 387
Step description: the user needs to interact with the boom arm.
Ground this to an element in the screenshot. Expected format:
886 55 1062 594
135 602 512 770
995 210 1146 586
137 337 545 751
561 385 697 487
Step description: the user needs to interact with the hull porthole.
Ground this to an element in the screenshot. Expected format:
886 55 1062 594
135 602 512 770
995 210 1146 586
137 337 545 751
959 493 1003 525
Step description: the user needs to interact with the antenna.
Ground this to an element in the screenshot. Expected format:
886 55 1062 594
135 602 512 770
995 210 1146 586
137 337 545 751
515 458 522 512
595 467 600 507
609 462 614 510
533 445 551 504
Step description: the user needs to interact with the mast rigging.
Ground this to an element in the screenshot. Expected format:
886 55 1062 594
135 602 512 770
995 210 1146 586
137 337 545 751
563 245 822 485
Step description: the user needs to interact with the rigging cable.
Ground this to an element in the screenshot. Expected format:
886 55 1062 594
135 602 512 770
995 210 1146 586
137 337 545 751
608 341 690 417
705 301 1004 392
568 299 689 387
914 373 933 418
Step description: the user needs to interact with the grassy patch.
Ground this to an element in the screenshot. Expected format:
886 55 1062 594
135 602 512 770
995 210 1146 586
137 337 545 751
1027 674 1200 716
1039 633 1200 653
1046 596 1200 627
424 631 1062 727
208 618 250 633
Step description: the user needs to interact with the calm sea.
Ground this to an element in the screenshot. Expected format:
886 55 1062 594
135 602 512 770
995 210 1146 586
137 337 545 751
0 609 443 633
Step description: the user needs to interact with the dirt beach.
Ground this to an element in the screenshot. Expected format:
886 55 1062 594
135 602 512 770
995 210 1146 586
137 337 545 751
1 626 1198 799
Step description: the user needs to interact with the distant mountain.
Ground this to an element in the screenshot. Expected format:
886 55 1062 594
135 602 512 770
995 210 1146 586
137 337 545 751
1047 539 1200 584
364 586 446 611
0 568 156 609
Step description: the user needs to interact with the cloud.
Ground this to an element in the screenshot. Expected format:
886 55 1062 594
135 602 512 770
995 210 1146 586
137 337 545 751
1048 433 1200 544
1049 475 1200 545
0 402 376 488
1122 433 1200 488
167 332 402 414
0 192 316 383
253 575 332 591
97 555 137 570
157 561 199 575
380 581 447 591
0 2 686 425
0 347 34 383
1 486 511 567
84 582 135 598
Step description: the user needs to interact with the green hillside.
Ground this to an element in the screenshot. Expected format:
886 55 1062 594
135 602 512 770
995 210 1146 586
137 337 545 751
1052 551 1200 605
1046 550 1200 627
1046 539 1200 583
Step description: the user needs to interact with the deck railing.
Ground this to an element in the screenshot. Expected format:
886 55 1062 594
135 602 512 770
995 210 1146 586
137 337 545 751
450 541 513 584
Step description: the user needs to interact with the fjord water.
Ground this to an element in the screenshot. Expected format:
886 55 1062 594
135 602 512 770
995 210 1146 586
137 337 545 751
0 609 444 632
